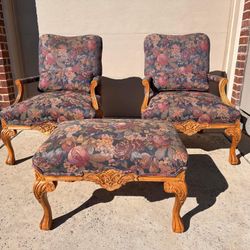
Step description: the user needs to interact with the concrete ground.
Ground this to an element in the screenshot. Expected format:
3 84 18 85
0 130 249 250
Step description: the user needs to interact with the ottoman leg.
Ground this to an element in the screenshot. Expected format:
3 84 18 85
164 172 187 233
33 177 57 230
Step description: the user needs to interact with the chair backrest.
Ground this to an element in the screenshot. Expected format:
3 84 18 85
39 34 102 92
144 33 210 91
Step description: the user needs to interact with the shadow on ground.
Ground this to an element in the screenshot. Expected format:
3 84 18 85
52 154 228 232
179 131 231 151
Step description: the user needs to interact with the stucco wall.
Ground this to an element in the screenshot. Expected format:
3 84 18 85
35 0 234 78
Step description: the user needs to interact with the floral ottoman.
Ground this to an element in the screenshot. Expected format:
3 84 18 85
32 119 188 233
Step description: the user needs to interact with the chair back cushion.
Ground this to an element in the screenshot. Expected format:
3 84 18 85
39 34 102 92
144 33 210 91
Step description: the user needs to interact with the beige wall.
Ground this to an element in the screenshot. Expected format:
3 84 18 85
36 0 234 78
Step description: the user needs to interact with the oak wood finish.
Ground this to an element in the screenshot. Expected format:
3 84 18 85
33 171 57 230
1 119 17 165
225 120 242 165
1 77 99 165
13 76 40 105
141 78 150 113
218 78 233 107
141 78 242 165
1 118 57 165
33 169 187 233
90 78 99 111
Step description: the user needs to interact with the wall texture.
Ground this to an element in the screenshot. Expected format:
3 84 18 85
35 0 234 78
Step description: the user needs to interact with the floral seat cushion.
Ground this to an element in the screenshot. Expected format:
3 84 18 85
144 33 209 91
0 91 96 126
142 91 241 123
32 119 188 177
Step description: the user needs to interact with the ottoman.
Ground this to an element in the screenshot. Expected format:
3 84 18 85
32 119 188 233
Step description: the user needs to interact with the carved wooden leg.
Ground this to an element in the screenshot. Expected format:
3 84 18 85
1 128 17 165
164 172 187 233
225 120 242 165
33 173 57 230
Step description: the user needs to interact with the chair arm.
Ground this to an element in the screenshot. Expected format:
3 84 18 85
90 76 101 110
13 75 40 104
141 77 151 113
208 73 233 107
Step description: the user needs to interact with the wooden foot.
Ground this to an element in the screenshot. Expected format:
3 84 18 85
164 172 187 233
225 120 242 165
33 172 57 230
1 128 17 165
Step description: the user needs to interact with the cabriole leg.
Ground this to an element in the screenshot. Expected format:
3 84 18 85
225 120 241 165
1 128 17 165
164 172 187 233
33 174 57 230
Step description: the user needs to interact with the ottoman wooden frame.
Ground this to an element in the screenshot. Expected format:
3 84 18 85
141 76 242 165
0 76 100 165
34 169 187 233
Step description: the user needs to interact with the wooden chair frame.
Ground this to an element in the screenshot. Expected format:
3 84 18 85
33 169 187 233
141 75 242 165
1 76 100 165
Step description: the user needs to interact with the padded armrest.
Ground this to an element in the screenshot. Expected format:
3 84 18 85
208 71 227 82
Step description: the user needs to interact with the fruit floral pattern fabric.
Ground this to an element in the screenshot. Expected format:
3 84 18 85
0 91 96 126
32 119 188 177
39 34 102 92
144 33 210 91
142 91 241 123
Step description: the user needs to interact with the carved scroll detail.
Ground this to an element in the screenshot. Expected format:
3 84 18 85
31 122 57 135
225 120 242 165
83 169 138 191
33 171 57 230
174 120 209 136
164 172 187 233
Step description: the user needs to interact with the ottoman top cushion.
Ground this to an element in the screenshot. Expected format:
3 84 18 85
32 119 188 177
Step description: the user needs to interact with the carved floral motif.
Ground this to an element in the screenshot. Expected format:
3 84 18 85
31 122 57 135
83 169 138 191
174 120 209 136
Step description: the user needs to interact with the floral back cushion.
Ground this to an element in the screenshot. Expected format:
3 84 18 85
144 33 210 91
39 34 102 92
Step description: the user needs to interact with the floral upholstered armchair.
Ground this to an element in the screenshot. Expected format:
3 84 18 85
141 33 241 165
0 34 102 165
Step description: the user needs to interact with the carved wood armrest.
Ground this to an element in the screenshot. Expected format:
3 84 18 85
90 76 101 110
208 73 233 107
141 77 151 113
13 75 40 104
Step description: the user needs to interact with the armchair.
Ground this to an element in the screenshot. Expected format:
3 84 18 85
0 34 102 165
141 33 241 165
